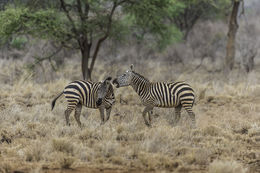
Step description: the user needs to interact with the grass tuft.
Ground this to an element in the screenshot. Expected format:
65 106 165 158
209 160 247 173
52 138 74 155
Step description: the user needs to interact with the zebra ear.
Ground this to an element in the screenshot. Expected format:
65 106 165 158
105 76 112 81
104 77 112 86
130 64 134 71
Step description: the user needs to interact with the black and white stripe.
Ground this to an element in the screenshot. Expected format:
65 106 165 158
113 65 195 127
52 77 115 127
63 80 114 109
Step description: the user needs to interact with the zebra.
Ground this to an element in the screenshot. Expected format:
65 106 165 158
113 65 195 127
51 77 115 127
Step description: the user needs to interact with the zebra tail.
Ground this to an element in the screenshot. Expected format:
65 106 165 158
51 92 63 110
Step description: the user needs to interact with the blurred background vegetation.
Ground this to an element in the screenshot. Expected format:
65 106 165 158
0 0 258 81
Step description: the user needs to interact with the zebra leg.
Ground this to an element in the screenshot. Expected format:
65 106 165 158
174 105 182 126
64 109 73 126
74 103 82 127
105 107 112 122
142 107 153 127
65 98 79 126
99 108 105 125
183 106 196 128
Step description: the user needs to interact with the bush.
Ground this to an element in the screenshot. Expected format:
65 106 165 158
209 160 247 173
25 143 43 162
52 138 74 155
10 36 27 50
57 153 76 169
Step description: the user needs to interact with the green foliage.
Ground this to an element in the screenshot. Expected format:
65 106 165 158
10 36 28 49
23 9 68 40
168 0 232 38
0 0 192 80
0 0 233 49
175 0 231 17
109 16 132 43
210 0 232 18
156 26 183 50
123 0 184 49
0 0 186 50
0 6 69 43
0 7 26 40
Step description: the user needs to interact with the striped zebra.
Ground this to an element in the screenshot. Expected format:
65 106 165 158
113 65 195 127
51 77 115 127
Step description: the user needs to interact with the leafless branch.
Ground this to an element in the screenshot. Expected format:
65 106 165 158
31 46 63 71
90 1 120 72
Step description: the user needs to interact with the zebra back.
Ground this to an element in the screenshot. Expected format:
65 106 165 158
63 80 114 109
130 73 195 108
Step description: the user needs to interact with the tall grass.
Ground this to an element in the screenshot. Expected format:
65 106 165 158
0 59 260 172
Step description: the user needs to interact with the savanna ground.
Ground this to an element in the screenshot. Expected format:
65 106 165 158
1 2 260 171
0 57 260 173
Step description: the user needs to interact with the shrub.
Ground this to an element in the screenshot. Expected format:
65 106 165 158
10 36 28 50
52 138 74 155
209 160 247 173
57 153 76 169
25 144 43 162
0 161 13 173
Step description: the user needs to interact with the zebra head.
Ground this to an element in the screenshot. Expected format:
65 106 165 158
96 77 112 106
113 64 134 88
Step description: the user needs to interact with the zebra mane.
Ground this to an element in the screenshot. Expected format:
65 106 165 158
132 71 150 82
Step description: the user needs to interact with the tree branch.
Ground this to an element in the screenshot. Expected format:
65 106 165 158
117 0 129 5
60 0 78 33
62 41 80 49
85 1 89 15
36 46 63 62
75 0 91 50
60 36 80 49
76 0 84 22
89 30 93 46
29 45 63 72
89 1 119 72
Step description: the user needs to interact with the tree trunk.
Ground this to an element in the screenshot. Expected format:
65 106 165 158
225 0 240 72
81 44 91 80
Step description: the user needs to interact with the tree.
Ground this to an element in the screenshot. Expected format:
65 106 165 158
170 0 231 40
225 0 241 72
0 0 182 80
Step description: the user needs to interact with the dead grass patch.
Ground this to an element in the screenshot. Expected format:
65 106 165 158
52 138 74 155
209 160 247 173
0 61 260 172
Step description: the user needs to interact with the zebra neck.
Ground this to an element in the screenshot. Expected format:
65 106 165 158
104 87 113 100
130 75 150 96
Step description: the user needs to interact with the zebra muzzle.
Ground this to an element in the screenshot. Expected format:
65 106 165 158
112 79 119 88
96 98 102 106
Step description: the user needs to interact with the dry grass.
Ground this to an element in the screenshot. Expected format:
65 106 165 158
209 160 247 173
0 59 260 173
